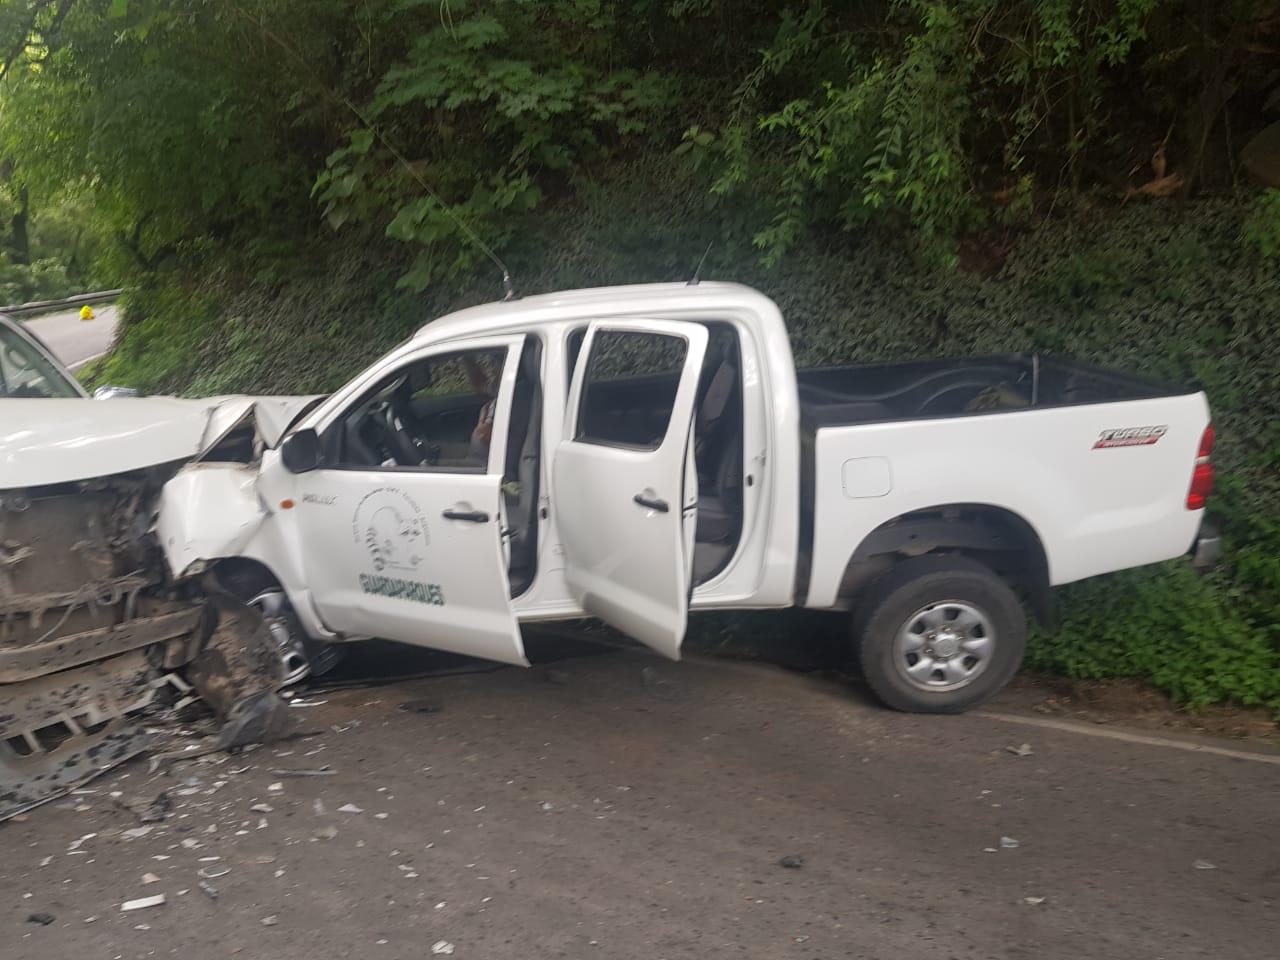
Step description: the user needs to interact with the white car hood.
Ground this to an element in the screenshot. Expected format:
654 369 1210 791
1 395 319 490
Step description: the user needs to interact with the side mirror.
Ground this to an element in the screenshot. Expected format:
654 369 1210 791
280 428 321 474
93 386 139 399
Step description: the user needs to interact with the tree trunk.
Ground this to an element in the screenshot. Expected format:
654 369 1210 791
10 185 30 264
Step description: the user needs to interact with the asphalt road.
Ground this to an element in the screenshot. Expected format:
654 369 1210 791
2 644 1276 960
22 304 119 369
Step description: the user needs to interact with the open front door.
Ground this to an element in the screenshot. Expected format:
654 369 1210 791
554 319 708 658
290 335 528 665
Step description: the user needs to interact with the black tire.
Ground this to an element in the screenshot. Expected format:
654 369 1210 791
852 554 1025 714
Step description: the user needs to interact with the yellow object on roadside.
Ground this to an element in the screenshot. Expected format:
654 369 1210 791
79 305 96 321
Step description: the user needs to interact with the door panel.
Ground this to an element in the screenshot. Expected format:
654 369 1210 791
292 335 527 665
553 320 709 658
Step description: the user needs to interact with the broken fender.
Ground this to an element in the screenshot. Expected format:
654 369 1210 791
157 464 268 579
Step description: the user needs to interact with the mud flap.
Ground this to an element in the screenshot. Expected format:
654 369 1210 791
185 574 294 749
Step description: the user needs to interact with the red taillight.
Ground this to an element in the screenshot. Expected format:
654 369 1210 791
1186 423 1215 510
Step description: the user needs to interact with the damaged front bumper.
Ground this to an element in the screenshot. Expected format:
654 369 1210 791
1 474 290 821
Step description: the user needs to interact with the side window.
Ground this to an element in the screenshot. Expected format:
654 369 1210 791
0 324 79 398
327 346 507 471
575 330 688 450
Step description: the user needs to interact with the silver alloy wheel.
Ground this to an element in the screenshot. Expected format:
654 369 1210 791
893 599 995 692
247 588 311 686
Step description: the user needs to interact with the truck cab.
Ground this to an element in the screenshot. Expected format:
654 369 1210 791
162 284 799 667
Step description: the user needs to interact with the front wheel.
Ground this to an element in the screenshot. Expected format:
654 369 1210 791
853 555 1026 714
218 568 344 685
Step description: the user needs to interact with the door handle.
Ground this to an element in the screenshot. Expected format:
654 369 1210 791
442 508 490 523
632 494 670 513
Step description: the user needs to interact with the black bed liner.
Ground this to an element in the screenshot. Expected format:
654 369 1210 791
798 353 1194 430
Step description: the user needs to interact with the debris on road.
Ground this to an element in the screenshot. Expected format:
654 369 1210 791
121 894 166 912
67 832 96 851
198 865 231 879
1194 860 1217 870
261 915 279 926
778 855 805 869
141 872 161 884
1000 837 1020 849
26 912 55 926
314 825 339 840
122 826 153 839
431 940 456 955
1006 743 1034 757
271 766 336 777
397 699 442 714
197 881 219 900
1023 896 1047 905
338 803 364 813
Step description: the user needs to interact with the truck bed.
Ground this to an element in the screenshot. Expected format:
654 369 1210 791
797 354 1188 428
797 353 1209 609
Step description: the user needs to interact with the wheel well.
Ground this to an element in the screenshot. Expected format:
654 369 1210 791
210 557 283 595
838 504 1051 623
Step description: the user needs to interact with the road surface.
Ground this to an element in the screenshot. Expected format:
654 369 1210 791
22 303 119 369
2 640 1276 960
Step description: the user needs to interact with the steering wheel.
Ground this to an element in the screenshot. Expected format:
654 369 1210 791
356 375 422 466
348 373 417 468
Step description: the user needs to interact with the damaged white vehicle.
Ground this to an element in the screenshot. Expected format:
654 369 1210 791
1 312 322 817
151 282 1216 714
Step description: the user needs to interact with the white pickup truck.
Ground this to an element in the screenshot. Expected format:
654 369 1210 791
6 283 1217 713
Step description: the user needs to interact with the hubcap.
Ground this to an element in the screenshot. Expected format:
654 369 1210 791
893 600 995 692
247 589 311 686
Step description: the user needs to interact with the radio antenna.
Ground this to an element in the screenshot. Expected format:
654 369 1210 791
232 6 515 300
687 242 714 285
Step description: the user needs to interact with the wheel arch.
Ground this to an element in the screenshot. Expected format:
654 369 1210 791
210 556 286 593
837 502 1052 624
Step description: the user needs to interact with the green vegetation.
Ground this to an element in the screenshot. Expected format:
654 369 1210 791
0 0 1276 708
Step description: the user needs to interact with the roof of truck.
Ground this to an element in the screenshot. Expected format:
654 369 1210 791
411 281 777 342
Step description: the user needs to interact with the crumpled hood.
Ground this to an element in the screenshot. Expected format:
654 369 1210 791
1 395 319 490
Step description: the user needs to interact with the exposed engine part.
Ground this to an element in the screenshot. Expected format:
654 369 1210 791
0 471 288 821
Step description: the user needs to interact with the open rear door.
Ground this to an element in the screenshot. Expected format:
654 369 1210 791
554 319 708 658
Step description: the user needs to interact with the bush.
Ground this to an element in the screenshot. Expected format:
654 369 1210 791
0 253 79 304
1027 563 1280 709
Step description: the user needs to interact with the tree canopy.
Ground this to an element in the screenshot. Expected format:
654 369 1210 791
1 0 1277 287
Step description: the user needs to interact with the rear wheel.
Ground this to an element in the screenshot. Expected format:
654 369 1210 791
853 555 1025 714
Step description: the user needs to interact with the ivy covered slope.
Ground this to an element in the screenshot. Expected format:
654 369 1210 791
1 0 1277 708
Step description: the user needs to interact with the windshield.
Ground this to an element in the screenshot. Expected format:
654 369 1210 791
0 321 81 398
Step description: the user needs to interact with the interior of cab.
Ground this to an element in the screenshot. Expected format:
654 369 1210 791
566 321 746 585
